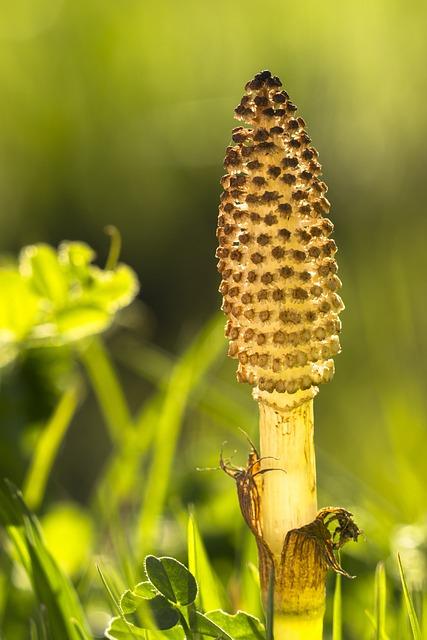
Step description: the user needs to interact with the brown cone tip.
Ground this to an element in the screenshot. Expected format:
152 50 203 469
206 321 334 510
216 70 344 411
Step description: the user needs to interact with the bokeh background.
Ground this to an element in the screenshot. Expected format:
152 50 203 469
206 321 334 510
1 0 427 638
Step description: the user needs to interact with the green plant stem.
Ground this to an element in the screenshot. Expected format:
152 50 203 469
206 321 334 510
136 314 225 556
93 395 159 516
79 336 133 444
179 611 195 640
23 378 80 510
332 571 342 640
374 561 389 640
104 225 122 271
397 554 422 640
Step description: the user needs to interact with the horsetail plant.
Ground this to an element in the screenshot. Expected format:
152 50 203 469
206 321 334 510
217 70 360 638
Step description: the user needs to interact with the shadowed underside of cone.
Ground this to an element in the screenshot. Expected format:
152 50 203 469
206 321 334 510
217 71 359 638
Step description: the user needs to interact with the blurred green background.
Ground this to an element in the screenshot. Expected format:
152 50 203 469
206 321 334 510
1 0 427 638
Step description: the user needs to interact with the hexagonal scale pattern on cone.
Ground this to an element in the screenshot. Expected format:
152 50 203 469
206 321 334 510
216 70 344 411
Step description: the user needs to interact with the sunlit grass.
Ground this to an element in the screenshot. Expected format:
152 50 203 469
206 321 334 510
2 289 427 637
0 0 426 625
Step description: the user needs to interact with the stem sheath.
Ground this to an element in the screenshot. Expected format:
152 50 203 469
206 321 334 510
259 399 323 638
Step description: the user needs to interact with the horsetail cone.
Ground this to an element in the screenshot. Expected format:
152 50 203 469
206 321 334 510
217 70 343 410
217 71 357 636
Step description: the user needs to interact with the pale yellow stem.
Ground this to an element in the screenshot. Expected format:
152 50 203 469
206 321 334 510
259 398 318 559
258 398 323 637
273 613 323 640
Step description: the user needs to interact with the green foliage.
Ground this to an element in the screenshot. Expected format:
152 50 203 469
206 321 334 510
187 511 224 612
120 583 157 614
0 480 90 639
189 612 233 640
332 572 342 640
23 380 81 509
107 618 185 640
204 611 265 640
105 553 264 640
1 232 427 639
397 555 422 640
144 556 198 607
136 313 226 555
374 562 389 640
0 241 139 366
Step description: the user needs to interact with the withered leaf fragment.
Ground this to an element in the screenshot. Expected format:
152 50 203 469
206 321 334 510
221 446 361 611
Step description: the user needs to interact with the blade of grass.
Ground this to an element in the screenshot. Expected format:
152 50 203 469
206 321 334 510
398 554 422 640
332 571 342 640
136 313 225 556
94 394 160 517
98 566 168 640
98 566 141 640
422 592 427 640
97 564 125 619
72 619 91 640
239 528 262 618
374 562 390 640
23 378 81 510
116 338 255 433
79 336 134 444
30 619 39 640
187 509 224 612
0 480 90 640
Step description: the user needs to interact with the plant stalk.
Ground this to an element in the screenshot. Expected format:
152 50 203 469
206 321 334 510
273 614 323 639
259 398 324 638
259 399 317 557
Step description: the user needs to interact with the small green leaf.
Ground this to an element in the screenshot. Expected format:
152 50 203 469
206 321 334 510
205 611 265 640
106 615 185 640
105 617 147 639
58 241 96 270
134 581 157 599
140 595 180 630
120 582 157 614
54 305 111 341
20 243 68 306
0 269 41 342
145 556 197 606
88 264 139 312
120 590 139 615
190 611 233 640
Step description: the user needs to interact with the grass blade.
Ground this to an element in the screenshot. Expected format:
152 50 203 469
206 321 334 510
136 314 225 555
332 571 342 640
23 379 80 510
79 336 133 444
187 509 224 612
94 394 160 517
239 528 262 618
0 480 90 640
397 554 422 640
374 561 390 640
